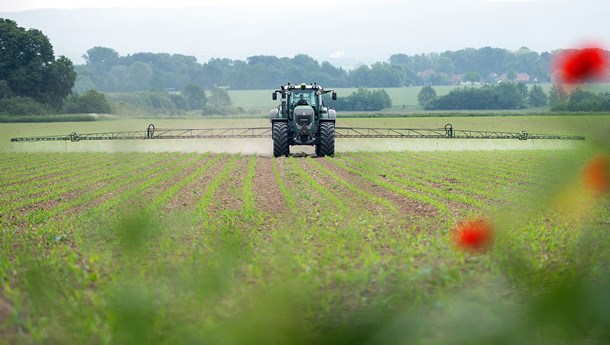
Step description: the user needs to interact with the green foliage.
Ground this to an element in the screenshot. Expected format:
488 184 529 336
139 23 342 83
126 61 152 91
182 83 207 110
507 69 518 81
551 89 610 112
425 82 527 110
390 46 553 85
203 87 242 115
0 96 53 115
334 88 392 111
549 84 570 106
463 70 481 83
74 45 571 91
0 79 12 98
0 19 75 111
64 89 112 114
528 84 548 107
1 147 609 344
349 63 404 87
107 91 189 115
0 114 98 122
82 46 120 71
208 88 232 108
417 86 437 107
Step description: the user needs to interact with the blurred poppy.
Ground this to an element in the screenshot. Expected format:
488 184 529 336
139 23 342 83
554 47 608 84
452 218 494 252
583 154 609 196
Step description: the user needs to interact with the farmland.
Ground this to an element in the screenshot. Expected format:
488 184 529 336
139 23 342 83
1 115 609 344
226 84 610 113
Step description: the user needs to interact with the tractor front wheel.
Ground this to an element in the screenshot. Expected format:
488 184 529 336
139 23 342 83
272 122 290 157
316 122 335 157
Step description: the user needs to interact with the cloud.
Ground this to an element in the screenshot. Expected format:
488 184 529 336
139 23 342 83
330 51 346 59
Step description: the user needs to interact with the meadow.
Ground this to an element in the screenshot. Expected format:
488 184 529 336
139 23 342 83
227 83 610 113
0 115 609 344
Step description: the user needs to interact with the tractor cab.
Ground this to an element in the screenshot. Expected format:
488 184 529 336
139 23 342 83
291 91 317 108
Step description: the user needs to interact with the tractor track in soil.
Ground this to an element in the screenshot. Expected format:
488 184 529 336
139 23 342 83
297 157 392 216
253 157 289 215
316 157 438 217
206 155 249 214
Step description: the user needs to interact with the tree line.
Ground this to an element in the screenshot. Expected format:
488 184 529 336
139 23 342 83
75 46 581 93
3 18 610 117
419 82 539 110
418 82 610 112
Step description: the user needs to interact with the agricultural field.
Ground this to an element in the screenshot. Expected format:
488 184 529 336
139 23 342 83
229 85 468 113
228 83 610 113
1 115 609 344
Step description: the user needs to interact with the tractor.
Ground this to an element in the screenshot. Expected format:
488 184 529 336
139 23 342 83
270 83 337 157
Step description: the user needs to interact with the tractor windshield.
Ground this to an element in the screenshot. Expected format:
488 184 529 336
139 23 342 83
291 90 316 107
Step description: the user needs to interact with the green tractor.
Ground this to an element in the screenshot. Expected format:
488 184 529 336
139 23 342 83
270 83 337 157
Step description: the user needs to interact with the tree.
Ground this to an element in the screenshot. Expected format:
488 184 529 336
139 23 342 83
42 56 77 108
417 86 437 107
208 88 232 108
463 71 481 83
126 61 152 91
516 82 528 100
425 83 526 110
528 85 548 107
64 89 112 114
507 69 518 81
83 46 120 72
0 80 12 99
548 84 569 106
333 88 391 111
0 19 76 111
182 83 207 110
493 82 527 109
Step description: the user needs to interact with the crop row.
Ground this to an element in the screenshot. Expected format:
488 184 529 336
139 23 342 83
1 150 569 231
1 149 606 344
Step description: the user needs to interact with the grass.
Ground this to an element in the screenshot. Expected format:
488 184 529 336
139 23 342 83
0 116 609 344
226 83 610 113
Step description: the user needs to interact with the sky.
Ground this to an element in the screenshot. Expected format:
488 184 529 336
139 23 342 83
1 0 608 68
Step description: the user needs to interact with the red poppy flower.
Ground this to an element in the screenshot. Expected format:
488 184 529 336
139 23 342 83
452 218 493 252
583 154 609 196
554 47 608 84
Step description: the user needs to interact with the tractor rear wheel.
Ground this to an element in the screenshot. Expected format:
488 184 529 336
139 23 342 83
316 122 335 157
272 122 290 157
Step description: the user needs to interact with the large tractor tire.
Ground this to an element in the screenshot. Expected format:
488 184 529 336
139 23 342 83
272 122 290 157
316 122 335 157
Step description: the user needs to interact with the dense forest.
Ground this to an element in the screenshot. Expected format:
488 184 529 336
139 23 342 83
74 46 574 93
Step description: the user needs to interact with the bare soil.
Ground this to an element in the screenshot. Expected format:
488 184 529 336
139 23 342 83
252 157 289 214
206 156 248 214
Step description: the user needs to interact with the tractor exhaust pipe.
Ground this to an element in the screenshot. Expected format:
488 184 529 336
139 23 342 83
281 90 287 117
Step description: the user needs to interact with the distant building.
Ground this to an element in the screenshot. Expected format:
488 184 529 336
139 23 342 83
497 72 531 83
451 74 463 84
417 69 436 79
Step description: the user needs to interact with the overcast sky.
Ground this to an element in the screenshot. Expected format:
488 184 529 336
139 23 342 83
1 0 608 68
